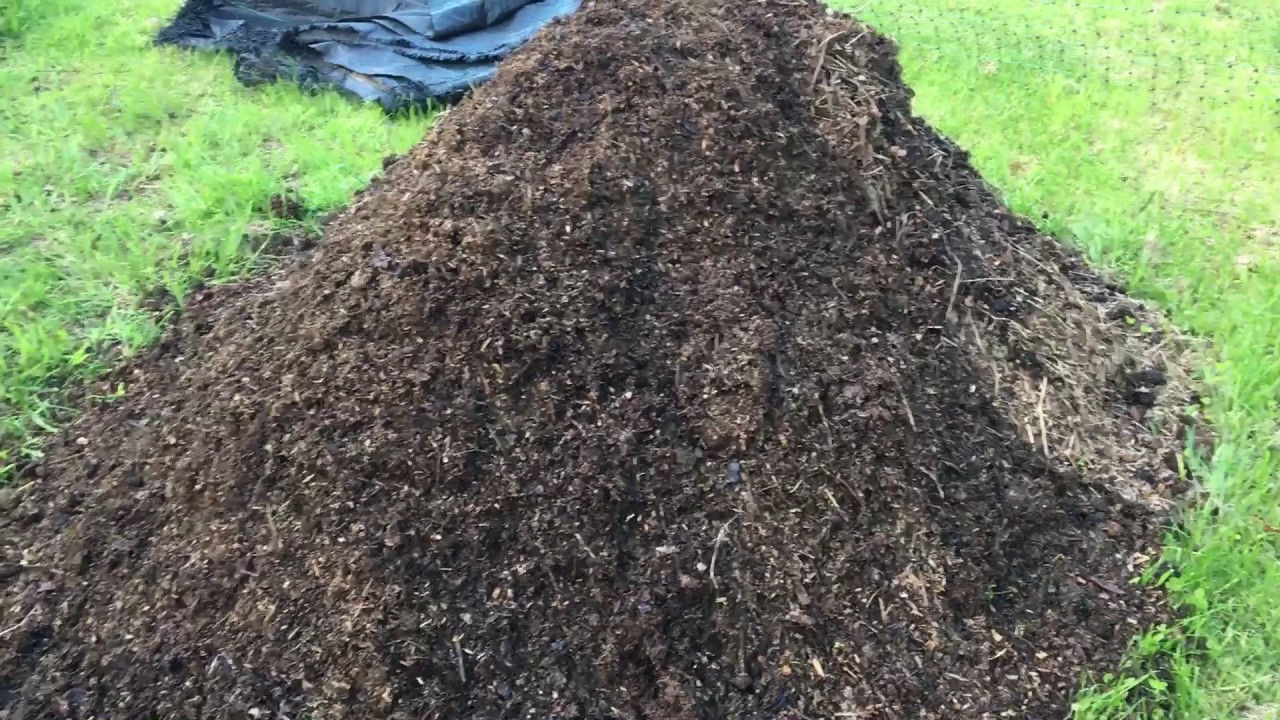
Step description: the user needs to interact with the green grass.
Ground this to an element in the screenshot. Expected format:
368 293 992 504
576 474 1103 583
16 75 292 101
0 0 429 472
836 0 1280 717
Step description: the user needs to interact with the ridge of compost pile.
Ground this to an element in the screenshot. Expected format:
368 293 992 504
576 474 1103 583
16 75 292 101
1 0 1189 717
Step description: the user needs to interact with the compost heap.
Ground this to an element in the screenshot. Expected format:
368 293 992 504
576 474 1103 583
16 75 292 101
1 0 1189 717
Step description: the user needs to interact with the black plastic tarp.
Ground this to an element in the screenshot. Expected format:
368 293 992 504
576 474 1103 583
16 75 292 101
157 0 581 112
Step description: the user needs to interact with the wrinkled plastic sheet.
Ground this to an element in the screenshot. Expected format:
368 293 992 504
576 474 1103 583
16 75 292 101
157 0 581 112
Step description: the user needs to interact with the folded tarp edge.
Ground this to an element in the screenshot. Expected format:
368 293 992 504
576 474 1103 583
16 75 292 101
157 0 581 112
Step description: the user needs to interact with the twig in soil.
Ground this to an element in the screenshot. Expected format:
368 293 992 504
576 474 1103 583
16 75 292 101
736 627 747 675
264 505 282 553
944 245 965 324
809 32 848 91
893 379 916 432
1037 377 1051 457
15 563 65 575
574 533 597 560
453 637 467 683
967 312 986 353
710 517 737 589
1083 575 1125 596
1006 240 1052 273
0 608 36 638
823 487 842 512
815 404 835 450
922 468 945 500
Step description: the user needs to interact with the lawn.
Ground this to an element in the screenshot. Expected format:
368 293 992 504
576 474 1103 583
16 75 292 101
3 0 1279 717
0 0 430 472
837 0 1280 717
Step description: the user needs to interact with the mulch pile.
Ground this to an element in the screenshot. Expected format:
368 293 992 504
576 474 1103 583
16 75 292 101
1 0 1191 717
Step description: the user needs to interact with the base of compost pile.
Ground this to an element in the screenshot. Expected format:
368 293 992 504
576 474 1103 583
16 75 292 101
2 0 1189 718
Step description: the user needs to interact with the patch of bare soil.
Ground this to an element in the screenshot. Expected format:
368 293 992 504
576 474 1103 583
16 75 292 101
1 0 1190 718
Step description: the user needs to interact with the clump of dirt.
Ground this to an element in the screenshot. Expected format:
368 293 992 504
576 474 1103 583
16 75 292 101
1 0 1188 718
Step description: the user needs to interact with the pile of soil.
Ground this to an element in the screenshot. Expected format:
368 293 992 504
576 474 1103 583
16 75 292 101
1 0 1189 717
